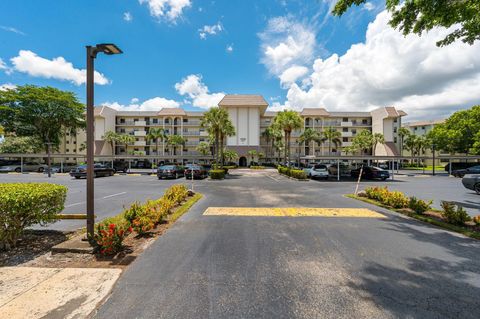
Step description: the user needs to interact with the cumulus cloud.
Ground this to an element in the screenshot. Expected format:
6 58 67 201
0 83 16 91
226 44 234 53
363 2 375 11
199 22 223 39
259 16 316 80
274 10 480 120
175 74 224 109
123 12 133 22
139 0 191 22
104 96 180 111
10 50 109 85
0 58 7 70
279 65 309 87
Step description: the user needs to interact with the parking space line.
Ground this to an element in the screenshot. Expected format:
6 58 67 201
265 174 281 182
102 192 126 199
65 202 84 208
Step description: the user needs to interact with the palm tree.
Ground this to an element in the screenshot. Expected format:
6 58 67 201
201 107 234 168
261 126 275 160
147 127 166 156
273 110 303 165
223 149 238 164
371 133 385 156
298 128 321 156
398 127 411 158
118 134 135 155
247 149 258 164
196 141 211 164
103 131 119 155
404 134 418 165
219 119 235 167
321 127 342 156
166 135 186 159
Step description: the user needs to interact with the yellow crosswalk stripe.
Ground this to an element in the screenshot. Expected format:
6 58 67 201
203 207 385 218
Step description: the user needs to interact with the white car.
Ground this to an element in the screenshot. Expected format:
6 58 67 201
308 164 329 180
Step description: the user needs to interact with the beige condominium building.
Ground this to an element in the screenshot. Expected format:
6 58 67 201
62 94 406 166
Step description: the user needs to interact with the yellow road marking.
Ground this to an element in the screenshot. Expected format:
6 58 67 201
203 207 385 218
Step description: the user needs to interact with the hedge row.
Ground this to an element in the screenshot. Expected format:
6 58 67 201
277 166 307 180
0 183 67 250
210 169 226 179
93 184 190 255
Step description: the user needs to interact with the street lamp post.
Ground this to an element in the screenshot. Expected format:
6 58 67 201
85 44 122 241
432 143 436 176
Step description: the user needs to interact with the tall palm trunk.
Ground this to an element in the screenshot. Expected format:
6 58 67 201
284 131 288 165
328 138 332 156
220 133 225 167
215 131 220 168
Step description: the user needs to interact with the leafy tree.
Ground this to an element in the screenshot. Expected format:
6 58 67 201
428 105 480 155
118 134 135 154
196 141 211 157
268 123 284 162
332 0 480 47
219 118 235 167
351 130 374 155
261 126 275 160
0 136 42 153
103 131 120 156
201 107 234 168
222 149 238 164
166 135 186 156
298 128 321 156
274 110 303 165
146 127 166 156
0 85 85 167
247 149 258 163
398 127 411 157
321 127 342 156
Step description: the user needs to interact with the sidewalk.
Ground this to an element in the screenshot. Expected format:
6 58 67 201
0 267 121 319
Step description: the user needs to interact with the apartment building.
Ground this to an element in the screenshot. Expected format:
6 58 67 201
62 94 406 165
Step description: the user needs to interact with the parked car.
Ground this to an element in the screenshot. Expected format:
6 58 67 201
308 164 329 180
157 165 185 179
185 165 208 179
69 164 115 179
445 162 479 172
328 163 350 176
452 165 480 178
0 161 47 173
351 166 390 180
462 175 480 194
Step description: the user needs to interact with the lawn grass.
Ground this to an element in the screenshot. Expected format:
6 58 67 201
168 193 203 223
402 166 445 171
346 194 480 240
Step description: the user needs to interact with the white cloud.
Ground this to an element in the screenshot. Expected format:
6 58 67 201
363 2 375 11
279 65 309 87
130 97 140 103
104 96 180 111
123 12 133 22
275 10 480 120
226 44 234 53
0 25 25 35
139 0 191 22
10 50 109 85
259 16 316 77
0 83 16 91
175 74 224 109
198 22 223 39
0 58 6 70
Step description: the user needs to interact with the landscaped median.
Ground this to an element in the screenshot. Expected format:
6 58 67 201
347 186 480 240
277 166 308 180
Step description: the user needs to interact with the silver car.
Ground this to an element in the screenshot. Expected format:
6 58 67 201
308 164 329 180
0 161 48 173
462 174 480 194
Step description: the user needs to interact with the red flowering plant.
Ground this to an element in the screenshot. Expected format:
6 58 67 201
93 222 132 255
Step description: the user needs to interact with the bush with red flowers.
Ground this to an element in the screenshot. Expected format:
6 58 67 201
93 222 132 255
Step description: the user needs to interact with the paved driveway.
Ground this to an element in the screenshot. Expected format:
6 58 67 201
94 169 480 318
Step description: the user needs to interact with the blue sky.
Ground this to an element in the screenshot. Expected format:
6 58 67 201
1 0 479 120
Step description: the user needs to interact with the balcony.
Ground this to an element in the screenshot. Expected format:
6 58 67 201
134 141 146 146
342 141 353 147
341 131 353 137
134 131 146 137
183 131 200 136
135 121 147 126
183 121 201 126
341 121 353 127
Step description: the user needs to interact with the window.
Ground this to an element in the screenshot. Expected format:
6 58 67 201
183 118 188 123
66 141 70 144
342 137 348 142
165 119 170 124
343 128 348 132
394 118 398 123
362 119 368 124
120 118 125 123
134 118 139 122
66 149 69 152
394 137 397 143
421 126 425 130
152 118 158 124
73 141 77 144
394 127 397 133
352 119 357 124
343 117 348 122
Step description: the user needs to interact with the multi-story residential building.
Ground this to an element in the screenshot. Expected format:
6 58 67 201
61 94 406 165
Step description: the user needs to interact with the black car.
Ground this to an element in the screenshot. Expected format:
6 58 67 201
70 164 116 179
452 165 480 178
351 166 390 180
157 165 185 179
462 175 480 194
185 165 208 179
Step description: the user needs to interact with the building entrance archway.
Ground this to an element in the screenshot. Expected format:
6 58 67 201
239 156 247 167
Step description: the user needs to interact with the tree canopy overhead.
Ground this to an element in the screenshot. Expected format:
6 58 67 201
332 0 480 47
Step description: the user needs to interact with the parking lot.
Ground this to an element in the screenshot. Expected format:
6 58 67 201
1 168 477 231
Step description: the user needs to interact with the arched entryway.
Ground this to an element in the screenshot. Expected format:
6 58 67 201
239 156 247 167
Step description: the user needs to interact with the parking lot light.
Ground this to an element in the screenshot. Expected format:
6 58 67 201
85 43 122 242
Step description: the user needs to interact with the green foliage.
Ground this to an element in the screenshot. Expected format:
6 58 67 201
201 108 235 166
0 85 85 153
332 0 480 47
321 127 342 155
428 105 480 155
273 110 303 163
250 166 265 169
196 141 211 157
299 128 321 155
163 184 189 204
209 169 226 179
93 223 132 255
408 196 432 214
440 201 471 225
277 166 307 179
0 183 67 250
364 186 408 208
0 136 43 153
222 149 238 163
117 134 135 153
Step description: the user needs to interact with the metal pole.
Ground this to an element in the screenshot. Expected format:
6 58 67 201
449 159 452 175
86 46 95 241
337 160 340 181
47 143 51 178
20 156 23 173
61 158 63 173
432 144 436 176
391 158 394 180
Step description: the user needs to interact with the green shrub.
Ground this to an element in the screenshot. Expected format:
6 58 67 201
163 184 189 204
0 183 67 250
383 191 409 209
408 196 432 214
93 222 132 255
210 169 226 179
250 166 265 169
278 166 291 176
123 201 154 235
441 201 471 225
290 169 307 180
473 215 480 225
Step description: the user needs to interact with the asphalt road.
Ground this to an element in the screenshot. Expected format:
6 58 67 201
84 169 480 319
